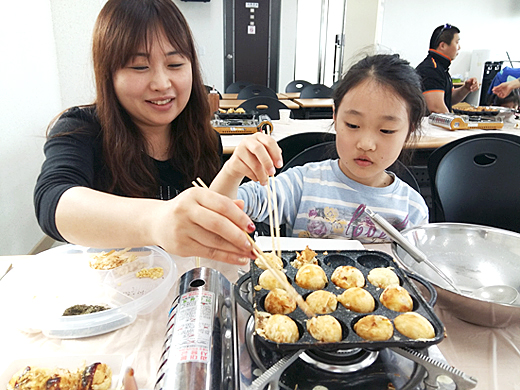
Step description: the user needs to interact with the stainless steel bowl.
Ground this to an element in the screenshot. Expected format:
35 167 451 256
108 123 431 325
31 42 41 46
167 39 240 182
391 223 520 327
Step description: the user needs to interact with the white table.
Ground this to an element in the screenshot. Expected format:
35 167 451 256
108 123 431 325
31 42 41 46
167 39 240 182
1 241 520 389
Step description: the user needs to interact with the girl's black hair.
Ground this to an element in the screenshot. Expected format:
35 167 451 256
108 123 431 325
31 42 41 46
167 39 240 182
333 53 427 145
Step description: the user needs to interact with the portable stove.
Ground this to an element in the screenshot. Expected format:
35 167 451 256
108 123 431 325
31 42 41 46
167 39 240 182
155 267 477 390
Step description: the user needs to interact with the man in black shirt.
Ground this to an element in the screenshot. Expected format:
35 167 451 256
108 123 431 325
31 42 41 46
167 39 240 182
416 24 479 113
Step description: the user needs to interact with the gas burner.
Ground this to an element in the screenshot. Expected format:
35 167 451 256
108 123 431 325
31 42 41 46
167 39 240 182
300 348 379 374
234 271 477 390
243 315 427 390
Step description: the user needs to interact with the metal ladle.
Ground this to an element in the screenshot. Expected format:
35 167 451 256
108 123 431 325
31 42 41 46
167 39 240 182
363 206 520 305
471 285 519 305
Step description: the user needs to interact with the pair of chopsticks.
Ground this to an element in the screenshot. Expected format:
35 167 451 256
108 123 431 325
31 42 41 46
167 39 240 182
192 177 315 318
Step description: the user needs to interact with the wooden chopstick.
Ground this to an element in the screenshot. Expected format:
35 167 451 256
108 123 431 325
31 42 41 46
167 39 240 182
268 176 282 258
193 177 315 318
246 234 315 319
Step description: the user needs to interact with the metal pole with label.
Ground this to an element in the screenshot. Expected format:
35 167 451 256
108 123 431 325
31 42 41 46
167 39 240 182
155 267 239 390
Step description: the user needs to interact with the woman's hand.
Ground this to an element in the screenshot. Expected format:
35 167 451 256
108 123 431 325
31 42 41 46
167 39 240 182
492 78 520 99
150 187 255 264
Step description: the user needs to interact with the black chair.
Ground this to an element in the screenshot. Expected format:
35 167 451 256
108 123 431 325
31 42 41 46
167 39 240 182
281 141 420 192
237 84 278 100
285 79 312 93
299 83 334 99
205 85 222 99
225 80 253 93
277 132 336 174
237 96 289 120
331 80 341 90
428 133 520 232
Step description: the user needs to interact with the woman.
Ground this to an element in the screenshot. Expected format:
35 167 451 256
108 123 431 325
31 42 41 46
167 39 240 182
34 0 254 264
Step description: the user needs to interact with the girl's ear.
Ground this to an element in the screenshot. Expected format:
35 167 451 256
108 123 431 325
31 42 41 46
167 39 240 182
332 105 336 121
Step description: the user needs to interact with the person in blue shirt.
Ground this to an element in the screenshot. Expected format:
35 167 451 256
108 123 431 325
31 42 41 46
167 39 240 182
488 67 520 108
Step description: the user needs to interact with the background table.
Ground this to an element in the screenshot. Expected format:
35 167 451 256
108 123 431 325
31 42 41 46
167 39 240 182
221 117 520 154
218 99 300 110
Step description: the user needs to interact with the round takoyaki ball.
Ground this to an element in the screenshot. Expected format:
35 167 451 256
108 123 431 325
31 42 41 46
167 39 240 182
305 290 337 314
264 288 297 314
354 315 394 341
258 269 287 290
394 312 435 340
331 266 365 289
337 287 375 313
306 315 343 343
367 267 400 289
255 251 283 270
264 314 300 343
380 285 413 312
295 264 328 290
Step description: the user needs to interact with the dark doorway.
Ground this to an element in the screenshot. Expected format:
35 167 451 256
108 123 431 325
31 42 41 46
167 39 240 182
224 0 281 90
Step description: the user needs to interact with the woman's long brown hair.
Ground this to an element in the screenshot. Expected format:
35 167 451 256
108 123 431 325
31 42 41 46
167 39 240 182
92 0 219 197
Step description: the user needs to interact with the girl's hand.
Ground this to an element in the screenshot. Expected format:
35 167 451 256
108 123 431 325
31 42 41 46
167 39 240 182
223 132 283 185
150 187 255 264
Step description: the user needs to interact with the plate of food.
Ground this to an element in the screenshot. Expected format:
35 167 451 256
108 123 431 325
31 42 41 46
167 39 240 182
0 245 176 338
452 102 499 116
1 354 124 390
250 246 444 351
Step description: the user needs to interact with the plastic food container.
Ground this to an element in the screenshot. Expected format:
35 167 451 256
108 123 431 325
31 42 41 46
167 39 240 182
0 245 176 339
251 249 444 351
0 355 125 390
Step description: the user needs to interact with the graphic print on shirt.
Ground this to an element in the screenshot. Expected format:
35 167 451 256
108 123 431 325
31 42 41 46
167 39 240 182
298 204 409 243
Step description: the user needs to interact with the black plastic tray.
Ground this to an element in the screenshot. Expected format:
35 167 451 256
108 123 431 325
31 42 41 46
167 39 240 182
453 108 499 116
250 249 445 351
216 112 254 120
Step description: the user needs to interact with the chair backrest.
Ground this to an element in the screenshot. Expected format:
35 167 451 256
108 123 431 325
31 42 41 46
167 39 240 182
225 80 253 93
299 83 334 99
277 132 336 173
281 141 420 192
285 79 312 93
205 85 222 99
237 96 288 120
237 84 278 100
428 133 520 232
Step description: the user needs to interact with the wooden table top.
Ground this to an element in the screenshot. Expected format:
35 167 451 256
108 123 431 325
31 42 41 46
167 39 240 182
293 98 334 108
221 93 289 100
219 99 300 110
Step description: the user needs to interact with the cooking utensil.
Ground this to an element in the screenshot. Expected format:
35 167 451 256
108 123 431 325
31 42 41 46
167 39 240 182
248 349 304 390
472 284 519 304
250 249 445 351
391 347 478 390
363 205 461 293
0 263 13 282
392 223 520 327
364 207 517 305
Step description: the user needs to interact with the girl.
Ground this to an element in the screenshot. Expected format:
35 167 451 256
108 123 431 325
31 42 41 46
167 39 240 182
210 54 429 243
34 0 255 263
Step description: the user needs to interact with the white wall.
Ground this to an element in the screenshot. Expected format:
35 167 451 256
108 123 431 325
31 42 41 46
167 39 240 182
174 0 225 92
0 0 62 255
380 0 520 72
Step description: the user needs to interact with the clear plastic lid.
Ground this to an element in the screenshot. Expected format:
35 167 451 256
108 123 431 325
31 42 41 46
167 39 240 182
0 245 176 339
